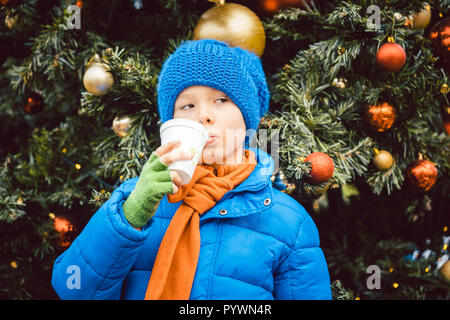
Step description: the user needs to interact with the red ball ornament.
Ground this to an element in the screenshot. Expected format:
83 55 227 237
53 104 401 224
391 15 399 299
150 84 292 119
406 159 438 191
304 152 334 185
376 42 407 72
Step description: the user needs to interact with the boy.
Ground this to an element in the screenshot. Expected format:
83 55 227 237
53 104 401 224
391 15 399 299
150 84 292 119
51 39 331 300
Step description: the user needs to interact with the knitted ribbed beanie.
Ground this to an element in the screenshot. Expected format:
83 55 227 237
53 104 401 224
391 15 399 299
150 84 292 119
157 39 270 145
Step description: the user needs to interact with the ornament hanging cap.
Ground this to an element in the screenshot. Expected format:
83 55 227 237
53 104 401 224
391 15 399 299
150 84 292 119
209 0 225 5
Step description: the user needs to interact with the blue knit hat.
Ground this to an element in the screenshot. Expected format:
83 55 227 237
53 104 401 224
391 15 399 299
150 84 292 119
157 39 270 146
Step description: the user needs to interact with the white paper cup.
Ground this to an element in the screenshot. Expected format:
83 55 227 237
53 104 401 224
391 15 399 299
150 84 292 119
160 119 209 185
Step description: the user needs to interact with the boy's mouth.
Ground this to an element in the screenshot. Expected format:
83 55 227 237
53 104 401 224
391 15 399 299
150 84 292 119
205 136 217 145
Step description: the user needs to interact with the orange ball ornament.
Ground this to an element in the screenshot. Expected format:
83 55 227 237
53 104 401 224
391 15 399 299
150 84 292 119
304 152 334 185
444 118 450 135
0 0 18 6
430 18 450 72
406 159 438 191
23 92 44 115
262 0 313 13
54 215 75 247
365 102 397 132
376 42 407 72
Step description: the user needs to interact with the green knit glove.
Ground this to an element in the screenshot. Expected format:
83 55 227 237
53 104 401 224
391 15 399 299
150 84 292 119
122 151 174 228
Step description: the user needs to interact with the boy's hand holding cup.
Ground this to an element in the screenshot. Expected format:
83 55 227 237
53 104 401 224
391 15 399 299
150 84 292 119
159 119 209 186
122 119 209 229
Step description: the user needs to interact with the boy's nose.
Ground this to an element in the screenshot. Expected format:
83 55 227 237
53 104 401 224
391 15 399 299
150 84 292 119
198 111 215 126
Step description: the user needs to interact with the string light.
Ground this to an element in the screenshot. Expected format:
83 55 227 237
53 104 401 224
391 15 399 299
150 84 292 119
392 282 399 288
444 226 448 233
389 267 394 273
60 148 118 190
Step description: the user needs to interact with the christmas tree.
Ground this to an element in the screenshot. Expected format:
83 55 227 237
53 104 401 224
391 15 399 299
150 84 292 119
0 0 448 299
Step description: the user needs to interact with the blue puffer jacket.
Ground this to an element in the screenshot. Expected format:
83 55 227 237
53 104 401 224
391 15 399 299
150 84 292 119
51 148 331 300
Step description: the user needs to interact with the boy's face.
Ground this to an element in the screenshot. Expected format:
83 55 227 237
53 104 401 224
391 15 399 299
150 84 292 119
173 85 246 165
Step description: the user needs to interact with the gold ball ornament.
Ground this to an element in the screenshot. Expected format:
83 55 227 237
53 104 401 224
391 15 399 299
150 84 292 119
112 116 133 138
412 4 431 29
439 260 450 282
83 55 114 96
193 0 266 57
373 148 394 170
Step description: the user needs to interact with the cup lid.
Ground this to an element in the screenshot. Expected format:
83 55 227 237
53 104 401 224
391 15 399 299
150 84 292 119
160 119 209 140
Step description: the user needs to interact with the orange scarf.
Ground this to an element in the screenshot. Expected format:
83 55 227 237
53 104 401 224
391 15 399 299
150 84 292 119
144 149 257 300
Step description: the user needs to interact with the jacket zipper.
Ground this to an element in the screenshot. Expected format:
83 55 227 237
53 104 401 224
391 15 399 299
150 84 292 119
207 219 223 298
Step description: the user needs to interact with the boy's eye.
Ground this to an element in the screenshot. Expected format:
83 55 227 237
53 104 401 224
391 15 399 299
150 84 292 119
180 98 227 110
216 98 228 104
180 104 194 110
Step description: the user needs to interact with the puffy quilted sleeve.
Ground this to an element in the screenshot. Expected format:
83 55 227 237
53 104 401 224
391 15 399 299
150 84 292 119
51 178 152 300
273 212 332 300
